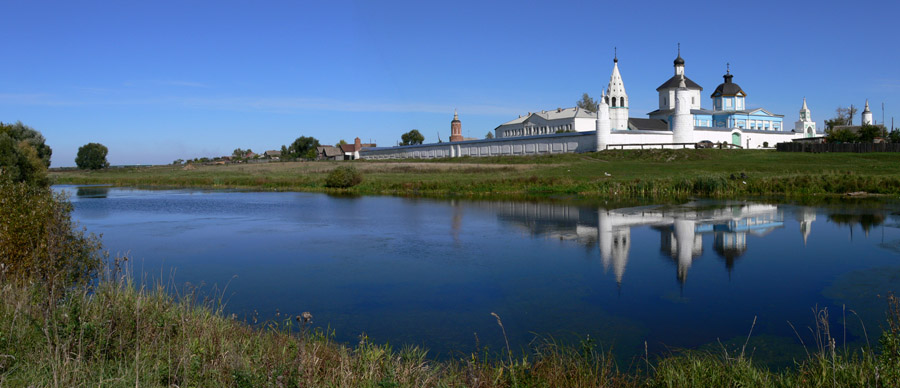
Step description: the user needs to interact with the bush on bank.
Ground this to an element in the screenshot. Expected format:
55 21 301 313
324 165 363 188
0 179 102 297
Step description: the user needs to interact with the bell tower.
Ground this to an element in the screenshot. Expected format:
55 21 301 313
794 98 816 137
606 49 629 130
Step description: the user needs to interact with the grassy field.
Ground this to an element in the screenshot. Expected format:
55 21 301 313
52 149 900 199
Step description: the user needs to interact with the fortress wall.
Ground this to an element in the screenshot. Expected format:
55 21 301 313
360 132 596 160
606 131 674 148
360 128 804 159
694 129 802 149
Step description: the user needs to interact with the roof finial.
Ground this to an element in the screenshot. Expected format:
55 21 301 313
726 62 730 75
614 46 617 63
674 43 685 66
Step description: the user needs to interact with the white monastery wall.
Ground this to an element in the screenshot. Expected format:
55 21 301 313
606 131 674 147
693 129 801 149
361 128 803 160
360 132 596 160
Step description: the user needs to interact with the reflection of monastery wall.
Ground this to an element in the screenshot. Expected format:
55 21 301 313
477 201 808 285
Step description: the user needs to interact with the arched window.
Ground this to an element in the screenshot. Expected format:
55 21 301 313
620 97 625 107
611 99 616 107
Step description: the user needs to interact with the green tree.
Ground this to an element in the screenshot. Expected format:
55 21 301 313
857 124 881 143
0 122 52 186
336 139 348 146
825 127 858 143
576 93 599 113
824 105 858 130
284 136 320 160
485 132 494 139
75 143 109 170
172 159 184 165
400 129 424 146
889 129 900 143
0 180 103 294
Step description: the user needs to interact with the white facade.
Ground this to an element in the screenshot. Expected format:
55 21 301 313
794 98 817 137
494 107 596 138
658 89 703 111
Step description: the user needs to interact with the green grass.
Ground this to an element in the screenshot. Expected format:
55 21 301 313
2 267 899 387
51 150 900 199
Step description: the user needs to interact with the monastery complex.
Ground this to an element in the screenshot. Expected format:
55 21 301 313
360 49 834 160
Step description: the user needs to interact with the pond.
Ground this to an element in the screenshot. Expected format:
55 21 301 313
58 185 900 367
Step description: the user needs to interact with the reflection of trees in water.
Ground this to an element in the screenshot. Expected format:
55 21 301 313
76 186 110 199
827 213 885 233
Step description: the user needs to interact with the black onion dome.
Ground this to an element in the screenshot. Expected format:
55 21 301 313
711 73 745 97
674 55 685 66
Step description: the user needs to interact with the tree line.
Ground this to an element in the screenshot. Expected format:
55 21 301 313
825 105 898 144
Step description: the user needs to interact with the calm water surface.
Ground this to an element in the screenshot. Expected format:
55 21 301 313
58 185 900 365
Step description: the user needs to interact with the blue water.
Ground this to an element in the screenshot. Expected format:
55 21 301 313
59 185 900 365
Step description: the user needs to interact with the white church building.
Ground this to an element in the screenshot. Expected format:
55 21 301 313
360 49 812 160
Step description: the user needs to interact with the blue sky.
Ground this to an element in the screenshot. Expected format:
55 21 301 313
1 0 897 166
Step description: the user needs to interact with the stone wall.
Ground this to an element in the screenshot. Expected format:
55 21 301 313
360 131 596 159
360 128 802 159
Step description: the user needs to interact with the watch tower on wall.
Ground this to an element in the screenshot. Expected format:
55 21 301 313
450 110 463 142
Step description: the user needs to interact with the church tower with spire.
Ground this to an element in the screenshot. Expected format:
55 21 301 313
794 98 816 137
649 44 703 122
449 109 463 142
862 100 874 125
605 50 629 130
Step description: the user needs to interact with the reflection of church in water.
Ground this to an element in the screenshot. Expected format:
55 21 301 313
480 201 818 285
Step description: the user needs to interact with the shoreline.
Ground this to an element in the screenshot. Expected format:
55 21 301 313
50 150 900 201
